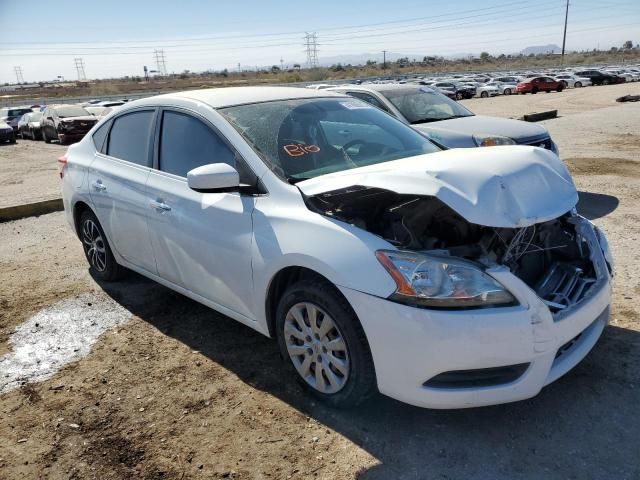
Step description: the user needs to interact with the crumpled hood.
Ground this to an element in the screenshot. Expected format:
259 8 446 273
414 115 548 148
297 146 577 228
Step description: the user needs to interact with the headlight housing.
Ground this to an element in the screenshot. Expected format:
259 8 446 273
376 250 516 308
472 134 516 147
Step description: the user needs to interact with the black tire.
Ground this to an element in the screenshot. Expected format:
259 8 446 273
58 134 66 145
557 85 563 92
504 88 512 95
532 87 538 94
603 79 610 85
79 210 123 282
575 81 582 88
43 129 51 143
9 137 16 144
276 278 376 408
455 92 463 100
480 91 488 98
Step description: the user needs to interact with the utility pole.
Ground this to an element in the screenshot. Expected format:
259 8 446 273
13 66 25 84
382 50 387 69
304 32 319 68
74 58 87 81
561 0 570 64
154 49 168 76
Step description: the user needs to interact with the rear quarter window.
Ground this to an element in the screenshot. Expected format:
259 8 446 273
92 120 112 153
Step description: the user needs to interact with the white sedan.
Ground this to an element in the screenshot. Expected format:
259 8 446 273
555 74 592 88
60 87 613 409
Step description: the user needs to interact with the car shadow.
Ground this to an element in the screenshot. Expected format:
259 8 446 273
95 272 640 480
576 191 619 220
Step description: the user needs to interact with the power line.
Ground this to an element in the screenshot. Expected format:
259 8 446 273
13 66 25 83
304 32 318 68
74 58 87 80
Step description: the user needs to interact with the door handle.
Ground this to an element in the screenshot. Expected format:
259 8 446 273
91 180 106 191
150 200 171 212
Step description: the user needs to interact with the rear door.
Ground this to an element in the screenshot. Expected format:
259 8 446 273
144 108 256 318
88 108 157 274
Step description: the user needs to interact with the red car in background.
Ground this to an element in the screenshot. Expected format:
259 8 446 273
516 76 564 94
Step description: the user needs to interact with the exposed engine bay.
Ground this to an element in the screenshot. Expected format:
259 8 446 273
307 186 601 313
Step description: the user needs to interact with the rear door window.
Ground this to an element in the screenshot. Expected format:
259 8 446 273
107 110 154 167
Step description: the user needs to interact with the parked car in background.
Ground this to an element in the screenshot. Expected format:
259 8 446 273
432 81 475 100
0 106 34 132
0 120 16 144
555 74 591 88
516 77 564 94
485 81 515 95
469 82 500 98
61 86 612 409
40 105 97 145
328 84 559 153
85 106 115 119
17 111 43 140
573 70 623 85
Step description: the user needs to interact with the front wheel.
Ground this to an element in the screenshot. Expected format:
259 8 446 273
455 92 463 100
276 279 376 408
43 129 51 143
603 79 610 85
504 88 512 95
480 91 488 98
575 81 582 88
79 210 123 281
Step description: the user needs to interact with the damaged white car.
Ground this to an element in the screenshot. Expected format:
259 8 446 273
61 87 613 409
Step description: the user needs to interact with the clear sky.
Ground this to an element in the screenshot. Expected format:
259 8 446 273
0 0 638 83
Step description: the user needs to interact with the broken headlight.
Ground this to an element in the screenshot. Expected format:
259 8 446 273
376 250 516 308
472 134 516 147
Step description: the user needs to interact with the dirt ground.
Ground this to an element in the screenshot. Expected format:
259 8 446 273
0 84 639 479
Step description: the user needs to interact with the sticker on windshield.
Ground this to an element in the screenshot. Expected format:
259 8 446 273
340 100 373 110
283 143 321 157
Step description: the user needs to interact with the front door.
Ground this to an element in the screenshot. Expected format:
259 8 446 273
144 109 255 318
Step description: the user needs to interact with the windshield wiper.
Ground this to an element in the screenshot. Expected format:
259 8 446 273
410 118 442 124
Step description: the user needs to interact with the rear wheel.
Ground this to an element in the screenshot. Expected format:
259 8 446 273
575 81 582 88
603 79 610 85
532 87 539 94
79 210 123 282
480 91 488 98
43 129 51 143
504 88 512 95
557 85 564 92
276 278 376 408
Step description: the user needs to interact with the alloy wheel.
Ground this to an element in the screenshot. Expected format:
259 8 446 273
284 302 350 394
82 219 107 272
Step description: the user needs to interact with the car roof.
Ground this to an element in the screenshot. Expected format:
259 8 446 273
329 83 423 93
142 86 346 109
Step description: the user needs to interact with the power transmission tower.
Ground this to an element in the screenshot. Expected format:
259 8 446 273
13 66 25 84
561 0 570 64
304 32 319 68
154 49 168 76
74 58 87 81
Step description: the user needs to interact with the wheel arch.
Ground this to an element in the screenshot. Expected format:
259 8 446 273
264 266 353 339
72 200 93 238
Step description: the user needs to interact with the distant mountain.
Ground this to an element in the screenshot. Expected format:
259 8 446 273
520 44 561 55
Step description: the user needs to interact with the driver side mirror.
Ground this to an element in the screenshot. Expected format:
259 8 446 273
187 163 239 193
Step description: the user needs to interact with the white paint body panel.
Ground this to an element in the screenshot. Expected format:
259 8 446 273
60 87 611 409
297 146 578 228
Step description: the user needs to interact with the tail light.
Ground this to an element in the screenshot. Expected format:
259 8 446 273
57 155 67 179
